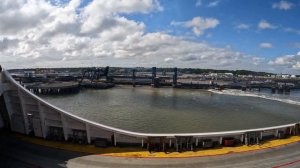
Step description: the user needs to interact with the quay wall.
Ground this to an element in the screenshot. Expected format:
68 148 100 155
0 69 299 149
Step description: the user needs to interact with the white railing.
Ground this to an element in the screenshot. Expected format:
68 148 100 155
1 69 298 141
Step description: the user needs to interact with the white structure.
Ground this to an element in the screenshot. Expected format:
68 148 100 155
0 69 298 148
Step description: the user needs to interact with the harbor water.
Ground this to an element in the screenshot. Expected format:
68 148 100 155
40 86 300 133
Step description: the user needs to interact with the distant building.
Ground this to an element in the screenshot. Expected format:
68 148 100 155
276 74 291 79
209 73 233 78
24 70 35 77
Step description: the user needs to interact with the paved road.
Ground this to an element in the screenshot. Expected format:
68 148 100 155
0 132 86 168
1 133 300 168
67 143 300 168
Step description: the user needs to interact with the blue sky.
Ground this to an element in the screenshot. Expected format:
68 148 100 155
0 0 300 73
127 0 300 58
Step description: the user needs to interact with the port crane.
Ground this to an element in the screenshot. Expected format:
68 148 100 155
80 66 110 83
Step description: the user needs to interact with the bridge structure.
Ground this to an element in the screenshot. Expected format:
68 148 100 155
0 68 299 151
110 67 178 87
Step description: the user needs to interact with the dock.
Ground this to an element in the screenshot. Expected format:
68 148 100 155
26 82 79 94
80 82 115 89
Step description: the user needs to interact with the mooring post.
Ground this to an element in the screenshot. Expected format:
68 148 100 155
173 67 177 87
152 67 156 86
105 66 110 81
132 69 136 87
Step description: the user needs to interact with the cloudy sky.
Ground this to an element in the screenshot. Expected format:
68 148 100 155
0 0 300 73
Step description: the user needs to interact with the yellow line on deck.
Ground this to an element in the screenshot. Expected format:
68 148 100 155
13 134 300 158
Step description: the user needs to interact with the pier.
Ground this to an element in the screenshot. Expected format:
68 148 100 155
25 82 79 95
109 67 299 94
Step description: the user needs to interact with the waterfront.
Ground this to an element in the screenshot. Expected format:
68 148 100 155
41 86 300 133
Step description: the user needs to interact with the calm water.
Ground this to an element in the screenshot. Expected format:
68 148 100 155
40 86 300 133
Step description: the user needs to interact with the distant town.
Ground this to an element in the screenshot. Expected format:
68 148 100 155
9 67 300 78
8 67 300 95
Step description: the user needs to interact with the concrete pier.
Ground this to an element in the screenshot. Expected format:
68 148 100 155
26 82 79 95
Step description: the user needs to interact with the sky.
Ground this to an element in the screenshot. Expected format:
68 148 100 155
0 0 300 74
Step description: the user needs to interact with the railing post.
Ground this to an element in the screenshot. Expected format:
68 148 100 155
86 124 91 144
240 134 244 143
260 131 263 140
60 114 68 141
38 102 47 139
114 133 117 146
176 138 178 152
18 88 30 135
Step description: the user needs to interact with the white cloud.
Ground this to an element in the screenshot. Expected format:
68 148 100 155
259 43 273 49
196 0 220 8
285 28 300 35
0 0 278 72
269 52 300 69
164 57 174 63
0 0 54 35
258 20 277 30
235 24 250 30
0 0 163 67
252 57 265 65
272 1 294 10
80 0 161 34
171 16 219 36
207 1 220 7
83 0 162 15
0 38 18 51
195 0 202 7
